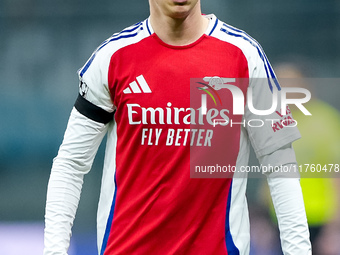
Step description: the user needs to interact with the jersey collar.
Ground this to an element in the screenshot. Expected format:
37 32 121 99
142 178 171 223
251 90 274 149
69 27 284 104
144 14 218 37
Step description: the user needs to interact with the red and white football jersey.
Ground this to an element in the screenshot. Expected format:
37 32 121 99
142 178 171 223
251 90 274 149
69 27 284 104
76 14 300 255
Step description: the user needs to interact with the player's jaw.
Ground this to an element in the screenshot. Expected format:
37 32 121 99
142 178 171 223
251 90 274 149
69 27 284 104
149 0 201 19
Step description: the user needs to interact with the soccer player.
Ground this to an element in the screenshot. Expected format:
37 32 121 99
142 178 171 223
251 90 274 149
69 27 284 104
44 1 311 254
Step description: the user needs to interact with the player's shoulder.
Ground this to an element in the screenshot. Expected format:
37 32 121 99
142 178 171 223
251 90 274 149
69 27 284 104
79 19 152 77
100 20 152 52
210 15 264 58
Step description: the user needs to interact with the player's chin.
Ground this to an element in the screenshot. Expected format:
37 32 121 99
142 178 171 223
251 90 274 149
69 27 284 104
167 5 193 19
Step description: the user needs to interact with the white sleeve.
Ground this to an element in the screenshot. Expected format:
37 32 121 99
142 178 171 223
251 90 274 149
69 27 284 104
44 108 108 255
259 144 312 255
245 51 301 158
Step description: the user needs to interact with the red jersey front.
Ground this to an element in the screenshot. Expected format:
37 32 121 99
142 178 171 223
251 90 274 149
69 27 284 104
76 15 300 255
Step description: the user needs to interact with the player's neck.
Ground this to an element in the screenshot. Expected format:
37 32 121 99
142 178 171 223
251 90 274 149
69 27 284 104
149 8 209 46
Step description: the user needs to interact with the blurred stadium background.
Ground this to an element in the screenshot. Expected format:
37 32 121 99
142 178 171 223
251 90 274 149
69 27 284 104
0 0 339 254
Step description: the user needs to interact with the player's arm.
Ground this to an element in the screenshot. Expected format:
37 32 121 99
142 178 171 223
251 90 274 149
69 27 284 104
245 46 311 254
44 97 114 255
259 143 312 255
44 35 116 254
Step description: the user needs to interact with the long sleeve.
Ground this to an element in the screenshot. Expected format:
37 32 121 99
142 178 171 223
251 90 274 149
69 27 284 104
44 108 108 255
260 144 312 255
267 177 312 254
